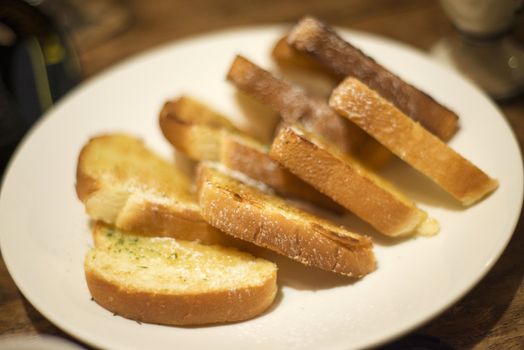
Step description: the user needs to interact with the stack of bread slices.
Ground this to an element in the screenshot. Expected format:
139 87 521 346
76 16 498 327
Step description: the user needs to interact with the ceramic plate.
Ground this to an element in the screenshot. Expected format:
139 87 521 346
0 26 522 350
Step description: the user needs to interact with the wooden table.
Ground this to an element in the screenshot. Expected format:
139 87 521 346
1 0 523 348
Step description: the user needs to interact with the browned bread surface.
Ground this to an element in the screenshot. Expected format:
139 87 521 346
159 97 342 212
159 97 239 161
288 16 459 141
272 35 334 76
270 126 438 237
76 133 226 244
85 223 277 326
227 55 367 154
221 134 342 211
227 55 393 168
196 163 376 277
330 78 498 206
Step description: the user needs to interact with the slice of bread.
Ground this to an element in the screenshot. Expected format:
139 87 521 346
196 163 376 277
158 96 239 161
272 35 333 76
330 78 499 206
227 55 393 169
227 56 365 153
76 133 226 244
270 126 439 237
85 223 277 326
288 16 459 142
159 97 342 212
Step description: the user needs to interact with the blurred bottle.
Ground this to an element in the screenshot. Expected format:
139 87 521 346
0 0 81 178
433 0 524 100
440 0 522 37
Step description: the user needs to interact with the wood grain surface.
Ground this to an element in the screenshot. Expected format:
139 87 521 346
1 0 523 349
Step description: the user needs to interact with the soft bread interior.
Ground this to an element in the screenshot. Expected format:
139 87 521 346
87 224 277 293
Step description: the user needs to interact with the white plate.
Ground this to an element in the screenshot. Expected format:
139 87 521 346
0 26 522 350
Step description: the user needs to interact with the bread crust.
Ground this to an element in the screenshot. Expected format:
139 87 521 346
115 197 229 243
221 135 344 212
76 145 101 202
227 55 393 168
272 35 339 80
330 78 498 206
85 264 277 326
288 16 459 141
159 97 343 212
75 134 226 244
227 55 367 154
159 113 223 161
159 98 237 161
197 164 376 277
270 127 433 236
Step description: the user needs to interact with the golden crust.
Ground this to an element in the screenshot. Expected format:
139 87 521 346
86 269 276 326
271 35 394 169
159 97 343 212
76 146 101 202
159 100 226 161
114 199 230 244
270 127 433 237
221 135 343 212
75 133 226 244
227 55 366 154
288 16 459 141
85 224 278 326
272 35 335 77
330 78 498 206
161 96 237 129
196 164 376 277
226 55 393 168
85 267 277 326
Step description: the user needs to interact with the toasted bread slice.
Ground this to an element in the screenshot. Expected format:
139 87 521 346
227 55 366 153
196 163 376 277
85 223 277 326
159 97 342 212
76 133 226 244
227 55 393 169
288 16 459 141
330 78 499 205
159 97 239 161
270 126 439 237
272 35 332 75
